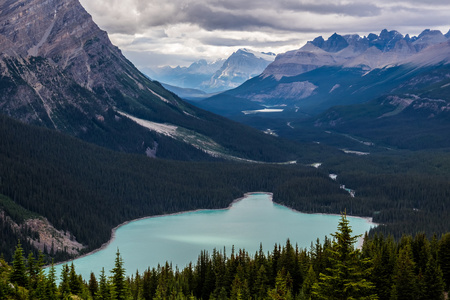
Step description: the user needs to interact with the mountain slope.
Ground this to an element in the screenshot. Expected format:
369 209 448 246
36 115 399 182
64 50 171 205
145 59 225 93
313 64 450 150
147 49 275 94
207 49 276 92
0 0 304 162
0 112 337 261
198 29 450 118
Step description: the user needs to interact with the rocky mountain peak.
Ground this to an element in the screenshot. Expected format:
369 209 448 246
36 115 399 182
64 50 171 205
1 0 172 95
311 36 325 48
374 29 403 50
208 48 275 91
0 0 188 141
261 28 450 80
311 33 349 53
418 29 443 39
413 29 447 51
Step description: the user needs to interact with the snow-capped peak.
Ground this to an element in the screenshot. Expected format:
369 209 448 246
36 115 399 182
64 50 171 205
239 48 276 62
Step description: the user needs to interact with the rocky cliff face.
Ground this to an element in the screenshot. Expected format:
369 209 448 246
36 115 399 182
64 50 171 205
0 0 212 156
1 0 150 93
0 0 301 162
0 0 187 131
207 49 275 92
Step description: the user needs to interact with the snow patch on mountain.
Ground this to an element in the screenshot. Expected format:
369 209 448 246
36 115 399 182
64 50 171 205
146 49 275 93
208 49 276 91
240 48 276 61
330 84 341 93
118 111 177 137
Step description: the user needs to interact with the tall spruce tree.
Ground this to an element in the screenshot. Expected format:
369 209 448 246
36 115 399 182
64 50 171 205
438 233 450 291
97 267 110 300
89 271 99 298
311 213 377 300
10 241 27 287
111 248 128 300
268 268 293 300
59 264 71 298
46 261 58 300
423 256 445 300
300 265 316 300
69 262 82 295
390 244 417 300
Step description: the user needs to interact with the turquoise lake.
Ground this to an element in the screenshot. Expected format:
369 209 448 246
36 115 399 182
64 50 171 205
53 192 375 279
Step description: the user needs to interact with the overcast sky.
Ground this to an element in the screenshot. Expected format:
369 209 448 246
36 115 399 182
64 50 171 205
79 0 450 70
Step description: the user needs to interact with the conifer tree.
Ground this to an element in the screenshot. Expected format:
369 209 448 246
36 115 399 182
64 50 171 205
34 268 48 300
27 252 36 289
46 261 58 300
97 267 110 300
422 256 445 300
111 249 128 300
438 232 450 290
89 271 99 298
10 241 27 287
69 262 82 295
254 265 269 299
267 268 293 300
59 264 71 298
311 213 377 300
300 265 316 300
230 265 250 300
0 257 14 298
390 244 417 300
363 234 395 300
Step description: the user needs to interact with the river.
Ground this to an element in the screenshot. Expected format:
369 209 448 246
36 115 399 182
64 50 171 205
52 192 375 280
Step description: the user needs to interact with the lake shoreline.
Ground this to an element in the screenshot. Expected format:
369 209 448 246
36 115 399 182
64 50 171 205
51 191 375 267
50 192 260 267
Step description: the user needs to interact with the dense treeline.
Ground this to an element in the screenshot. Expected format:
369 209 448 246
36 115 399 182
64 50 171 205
0 113 338 262
1 215 449 299
322 151 450 239
2 112 450 264
268 147 450 239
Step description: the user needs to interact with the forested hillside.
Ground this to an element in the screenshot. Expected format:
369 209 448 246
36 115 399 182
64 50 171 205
2 113 450 265
0 113 340 262
1 215 449 299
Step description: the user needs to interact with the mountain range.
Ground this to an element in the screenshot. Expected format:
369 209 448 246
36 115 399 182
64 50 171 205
0 0 331 261
146 48 276 95
2 0 450 269
195 29 450 150
0 0 304 163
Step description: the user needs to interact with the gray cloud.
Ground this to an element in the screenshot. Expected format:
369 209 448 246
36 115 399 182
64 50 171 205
199 36 305 47
280 1 382 17
178 3 271 31
80 0 450 68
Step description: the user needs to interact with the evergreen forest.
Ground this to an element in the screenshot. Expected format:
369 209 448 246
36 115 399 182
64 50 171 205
1 112 450 265
1 215 449 299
